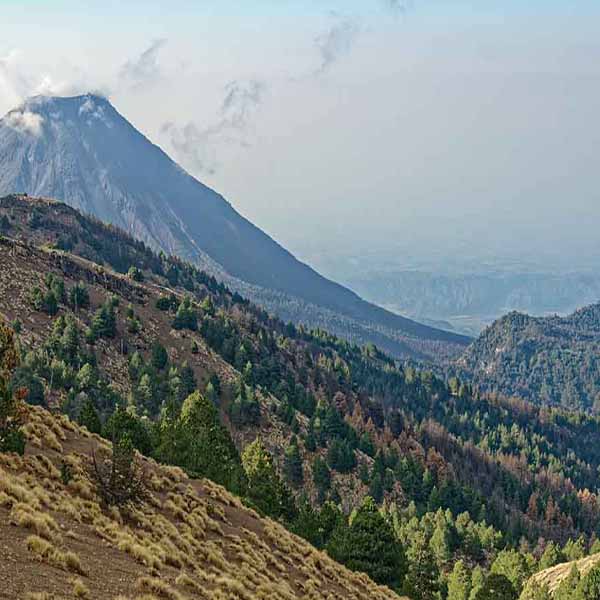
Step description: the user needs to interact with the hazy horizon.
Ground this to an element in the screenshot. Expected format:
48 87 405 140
2 1 599 277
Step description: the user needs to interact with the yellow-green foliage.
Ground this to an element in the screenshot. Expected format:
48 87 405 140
135 577 187 600
71 578 90 598
26 534 87 575
9 502 59 540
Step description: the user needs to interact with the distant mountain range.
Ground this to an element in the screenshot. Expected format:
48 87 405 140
344 269 600 336
457 305 600 412
0 93 469 361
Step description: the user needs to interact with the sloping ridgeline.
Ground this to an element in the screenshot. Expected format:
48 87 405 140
0 96 470 362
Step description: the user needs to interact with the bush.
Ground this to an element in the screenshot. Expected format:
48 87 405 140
127 266 144 282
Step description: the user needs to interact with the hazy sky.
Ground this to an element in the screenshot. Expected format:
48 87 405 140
2 1 600 274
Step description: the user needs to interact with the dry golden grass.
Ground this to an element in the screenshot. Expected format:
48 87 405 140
9 501 60 540
72 577 90 598
135 577 187 600
26 534 87 575
529 552 600 593
2 405 405 600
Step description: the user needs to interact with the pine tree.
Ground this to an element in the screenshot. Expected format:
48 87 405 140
403 531 440 600
520 581 552 600
491 549 531 595
469 566 486 600
0 319 25 455
69 281 90 310
172 296 197 331
472 574 516 600
326 496 407 591
151 342 168 370
554 565 580 600
447 560 471 600
79 397 102 434
431 524 451 569
242 438 294 520
539 541 564 571
576 565 600 600
284 438 304 487
312 456 331 500
177 391 244 493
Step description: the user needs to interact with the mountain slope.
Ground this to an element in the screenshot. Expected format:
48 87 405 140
3 194 600 560
0 94 469 361
524 553 600 597
0 405 403 600
457 306 600 411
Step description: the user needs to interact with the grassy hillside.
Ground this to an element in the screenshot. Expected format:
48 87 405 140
457 307 600 412
528 554 600 594
0 404 403 599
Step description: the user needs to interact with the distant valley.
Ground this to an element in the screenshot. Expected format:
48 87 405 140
341 269 600 336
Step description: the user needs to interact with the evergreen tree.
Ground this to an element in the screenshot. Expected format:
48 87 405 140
90 300 117 339
403 531 440 600
242 438 294 520
283 438 304 487
564 537 586 561
576 565 600 600
430 521 452 566
554 565 580 600
127 266 144 282
79 397 102 434
539 541 564 571
491 549 531 595
473 574 516 600
103 406 152 455
326 496 407 591
520 581 552 600
172 296 197 331
469 566 486 600
151 342 168 370
175 391 244 493
312 456 331 500
447 560 471 600
0 319 25 455
69 281 90 310
178 363 197 403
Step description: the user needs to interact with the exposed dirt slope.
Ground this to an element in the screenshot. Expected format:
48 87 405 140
0 405 405 600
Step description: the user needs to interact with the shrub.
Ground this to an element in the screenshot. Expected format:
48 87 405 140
127 266 144 282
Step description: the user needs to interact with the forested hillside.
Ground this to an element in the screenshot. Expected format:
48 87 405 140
2 194 600 599
457 308 600 412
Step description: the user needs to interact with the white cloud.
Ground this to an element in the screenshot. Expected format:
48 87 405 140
314 14 361 75
162 79 267 175
4 109 44 136
119 39 167 91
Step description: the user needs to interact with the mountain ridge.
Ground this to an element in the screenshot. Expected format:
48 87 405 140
0 94 469 361
457 304 600 411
